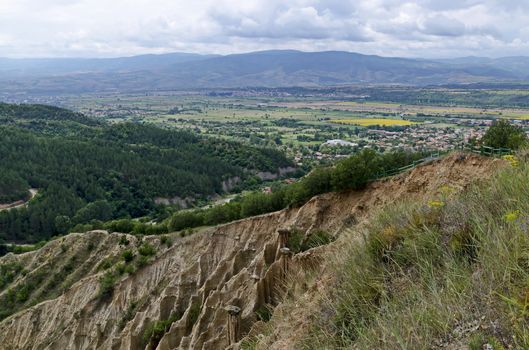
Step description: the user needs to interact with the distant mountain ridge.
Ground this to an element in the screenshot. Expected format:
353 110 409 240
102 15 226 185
0 52 217 77
1 50 529 94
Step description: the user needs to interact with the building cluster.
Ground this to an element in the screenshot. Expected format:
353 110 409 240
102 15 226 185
366 126 487 151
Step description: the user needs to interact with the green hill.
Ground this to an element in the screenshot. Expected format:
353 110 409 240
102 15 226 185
0 103 292 243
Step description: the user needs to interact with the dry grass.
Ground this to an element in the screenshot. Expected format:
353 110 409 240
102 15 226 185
293 152 529 349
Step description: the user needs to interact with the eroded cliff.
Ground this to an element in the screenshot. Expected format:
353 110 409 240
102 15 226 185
0 153 501 350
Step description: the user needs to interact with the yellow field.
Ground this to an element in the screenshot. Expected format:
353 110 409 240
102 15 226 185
331 118 418 126
505 115 529 120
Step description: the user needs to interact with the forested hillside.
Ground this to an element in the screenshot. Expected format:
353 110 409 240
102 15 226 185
0 103 292 243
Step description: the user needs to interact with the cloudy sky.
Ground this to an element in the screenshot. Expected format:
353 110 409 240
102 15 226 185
0 0 528 58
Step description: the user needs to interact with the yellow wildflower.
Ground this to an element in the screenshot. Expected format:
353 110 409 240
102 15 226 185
438 185 454 196
503 155 519 167
428 200 445 208
504 210 521 222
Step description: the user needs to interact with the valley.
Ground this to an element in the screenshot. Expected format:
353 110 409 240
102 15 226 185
35 85 529 166
2 48 529 350
3 0 529 348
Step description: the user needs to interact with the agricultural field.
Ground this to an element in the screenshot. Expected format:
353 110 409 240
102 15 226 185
281 100 529 120
44 86 529 167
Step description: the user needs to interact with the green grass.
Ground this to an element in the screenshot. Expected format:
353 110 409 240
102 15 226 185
296 151 529 349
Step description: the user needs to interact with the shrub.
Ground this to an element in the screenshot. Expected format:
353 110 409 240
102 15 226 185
168 211 204 231
0 262 23 289
98 271 117 298
188 302 201 326
331 149 382 191
142 320 168 348
142 313 181 349
160 235 172 248
119 235 130 246
144 224 168 235
203 201 242 225
122 249 134 263
119 301 139 330
116 263 127 275
287 229 305 254
136 255 149 269
138 243 156 257
97 258 114 271
105 219 135 233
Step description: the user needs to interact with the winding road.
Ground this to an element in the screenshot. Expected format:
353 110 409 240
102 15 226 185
0 189 39 211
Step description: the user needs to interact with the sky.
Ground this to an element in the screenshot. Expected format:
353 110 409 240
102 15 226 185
0 0 528 58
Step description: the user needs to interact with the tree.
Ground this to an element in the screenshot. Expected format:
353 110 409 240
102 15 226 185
482 120 527 149
168 211 204 231
331 149 382 191
72 200 114 224
54 215 72 235
0 171 29 203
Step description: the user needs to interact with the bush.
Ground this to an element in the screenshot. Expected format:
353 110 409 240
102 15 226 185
119 235 130 246
142 313 181 349
105 219 135 233
138 243 156 257
0 262 23 289
203 201 242 225
119 301 139 330
287 229 305 254
188 302 202 326
168 211 204 231
331 149 382 191
160 235 172 248
122 249 134 263
144 224 168 235
136 255 149 269
98 271 117 298
142 320 169 348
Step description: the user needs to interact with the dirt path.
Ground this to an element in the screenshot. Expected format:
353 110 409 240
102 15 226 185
0 189 38 211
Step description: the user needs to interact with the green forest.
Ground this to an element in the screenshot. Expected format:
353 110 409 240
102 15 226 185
0 103 292 243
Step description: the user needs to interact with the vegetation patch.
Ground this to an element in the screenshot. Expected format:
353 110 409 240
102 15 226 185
142 313 181 349
299 151 529 349
188 302 202 327
255 305 273 322
98 271 117 299
168 149 428 233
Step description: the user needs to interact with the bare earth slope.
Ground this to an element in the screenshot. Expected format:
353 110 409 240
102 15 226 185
0 153 501 350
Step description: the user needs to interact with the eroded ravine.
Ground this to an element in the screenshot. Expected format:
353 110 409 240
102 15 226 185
0 153 501 350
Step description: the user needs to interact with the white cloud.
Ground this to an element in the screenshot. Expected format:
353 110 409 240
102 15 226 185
0 0 528 58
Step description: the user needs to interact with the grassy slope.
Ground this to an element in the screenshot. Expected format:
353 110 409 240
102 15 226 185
297 152 529 349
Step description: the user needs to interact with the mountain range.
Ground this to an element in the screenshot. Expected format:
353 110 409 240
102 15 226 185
1 50 529 94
